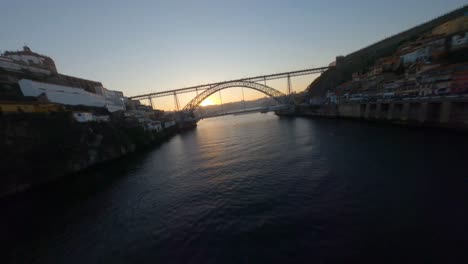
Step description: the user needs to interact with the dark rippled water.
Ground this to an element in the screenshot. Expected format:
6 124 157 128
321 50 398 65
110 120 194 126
2 114 468 263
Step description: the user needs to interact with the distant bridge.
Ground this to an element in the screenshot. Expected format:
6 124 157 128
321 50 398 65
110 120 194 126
128 66 330 113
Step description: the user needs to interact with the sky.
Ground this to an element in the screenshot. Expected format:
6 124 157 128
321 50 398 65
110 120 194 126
1 0 467 110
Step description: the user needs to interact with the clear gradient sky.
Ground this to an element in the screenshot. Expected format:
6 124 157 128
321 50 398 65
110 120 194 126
1 0 467 110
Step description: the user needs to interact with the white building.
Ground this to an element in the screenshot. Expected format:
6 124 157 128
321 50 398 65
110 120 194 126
451 32 468 50
18 79 126 112
72 112 110 123
94 86 126 112
147 121 163 132
73 112 95 122
0 56 51 75
2 46 57 74
164 120 176 128
19 79 107 108
401 47 430 65
326 90 338 104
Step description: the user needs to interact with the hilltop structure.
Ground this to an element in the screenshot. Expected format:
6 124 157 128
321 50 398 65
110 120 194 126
0 46 127 112
1 46 58 74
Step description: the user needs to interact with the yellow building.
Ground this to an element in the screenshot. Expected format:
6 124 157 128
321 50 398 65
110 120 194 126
432 16 468 36
0 102 62 113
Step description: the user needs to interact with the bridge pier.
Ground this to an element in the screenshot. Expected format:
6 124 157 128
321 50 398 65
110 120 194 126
173 92 180 112
241 87 246 110
148 97 154 109
219 90 224 114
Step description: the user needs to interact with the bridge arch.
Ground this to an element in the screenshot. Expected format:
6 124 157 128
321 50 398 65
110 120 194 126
183 81 287 112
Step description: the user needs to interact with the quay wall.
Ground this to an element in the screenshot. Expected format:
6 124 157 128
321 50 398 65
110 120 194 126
289 99 468 130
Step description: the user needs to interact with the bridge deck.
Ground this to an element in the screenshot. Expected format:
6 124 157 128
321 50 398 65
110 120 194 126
129 66 331 100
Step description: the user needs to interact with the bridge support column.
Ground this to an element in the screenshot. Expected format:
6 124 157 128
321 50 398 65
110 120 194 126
241 87 246 110
287 74 292 95
219 90 224 114
173 92 180 112
148 97 154 109
286 74 294 104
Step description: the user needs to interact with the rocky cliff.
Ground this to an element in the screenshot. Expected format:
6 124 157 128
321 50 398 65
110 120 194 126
0 112 174 197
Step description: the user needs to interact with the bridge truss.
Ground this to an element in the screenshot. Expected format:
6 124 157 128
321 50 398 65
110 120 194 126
129 67 330 100
183 81 286 112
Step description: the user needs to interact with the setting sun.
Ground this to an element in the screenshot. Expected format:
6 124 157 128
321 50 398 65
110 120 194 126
200 98 217 107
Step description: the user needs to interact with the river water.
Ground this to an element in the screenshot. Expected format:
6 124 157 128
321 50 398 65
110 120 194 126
2 113 468 263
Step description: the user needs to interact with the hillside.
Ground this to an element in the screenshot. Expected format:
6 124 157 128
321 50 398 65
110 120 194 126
307 5 468 98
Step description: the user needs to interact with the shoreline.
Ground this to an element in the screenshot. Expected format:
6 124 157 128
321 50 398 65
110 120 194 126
0 112 195 199
276 99 468 131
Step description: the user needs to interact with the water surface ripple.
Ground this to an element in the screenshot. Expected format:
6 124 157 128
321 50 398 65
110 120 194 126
2 114 468 263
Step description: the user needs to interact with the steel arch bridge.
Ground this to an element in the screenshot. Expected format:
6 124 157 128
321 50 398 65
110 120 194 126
182 81 287 112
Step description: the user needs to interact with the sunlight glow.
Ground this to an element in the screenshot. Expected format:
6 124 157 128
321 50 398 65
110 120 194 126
200 98 218 106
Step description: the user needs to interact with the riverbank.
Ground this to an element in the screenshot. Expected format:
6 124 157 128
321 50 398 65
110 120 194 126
0 112 189 198
277 98 468 130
